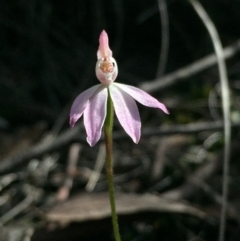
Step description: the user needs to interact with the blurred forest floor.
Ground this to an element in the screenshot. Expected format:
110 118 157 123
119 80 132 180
0 0 240 240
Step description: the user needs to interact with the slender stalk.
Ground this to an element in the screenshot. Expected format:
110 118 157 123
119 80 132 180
104 88 121 241
188 1 231 241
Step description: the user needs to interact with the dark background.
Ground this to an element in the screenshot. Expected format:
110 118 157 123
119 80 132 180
1 0 240 241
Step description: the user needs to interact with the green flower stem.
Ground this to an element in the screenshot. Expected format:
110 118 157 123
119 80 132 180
104 88 121 241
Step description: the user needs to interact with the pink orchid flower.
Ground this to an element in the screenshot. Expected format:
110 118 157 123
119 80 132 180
70 30 169 146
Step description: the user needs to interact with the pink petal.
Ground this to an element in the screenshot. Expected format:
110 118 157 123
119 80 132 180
116 83 169 114
84 86 108 146
109 84 141 143
97 30 112 59
70 84 101 128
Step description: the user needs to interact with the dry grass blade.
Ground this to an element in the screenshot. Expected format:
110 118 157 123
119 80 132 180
188 1 231 241
156 0 169 77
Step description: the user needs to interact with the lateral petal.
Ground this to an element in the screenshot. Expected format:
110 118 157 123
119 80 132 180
70 84 101 128
84 86 108 146
109 84 141 143
116 83 169 114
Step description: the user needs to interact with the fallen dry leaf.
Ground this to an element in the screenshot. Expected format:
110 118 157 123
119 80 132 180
46 192 207 225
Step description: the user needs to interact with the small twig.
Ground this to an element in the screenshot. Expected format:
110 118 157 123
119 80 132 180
23 228 34 241
0 121 239 175
86 143 106 192
139 121 234 137
139 39 240 93
0 173 22 191
0 195 33 225
57 143 82 201
188 1 231 241
0 124 82 174
151 138 169 182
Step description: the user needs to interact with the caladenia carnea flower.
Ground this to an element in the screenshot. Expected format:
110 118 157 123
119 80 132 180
70 30 169 146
